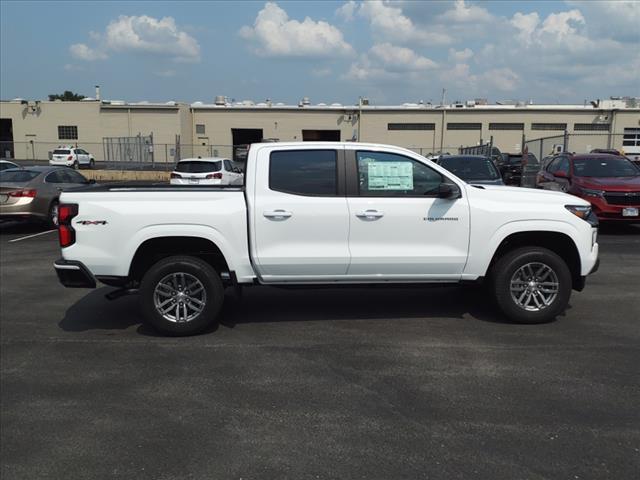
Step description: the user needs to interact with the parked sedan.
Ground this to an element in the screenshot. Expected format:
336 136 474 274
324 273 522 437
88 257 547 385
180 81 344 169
0 166 93 226
435 155 504 185
170 158 244 186
0 160 20 171
537 154 640 222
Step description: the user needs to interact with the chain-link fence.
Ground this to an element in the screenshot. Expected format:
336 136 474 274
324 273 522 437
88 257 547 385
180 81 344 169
524 132 629 161
0 140 465 170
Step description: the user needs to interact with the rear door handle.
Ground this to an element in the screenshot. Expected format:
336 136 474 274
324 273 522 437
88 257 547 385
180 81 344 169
356 209 384 220
263 209 292 220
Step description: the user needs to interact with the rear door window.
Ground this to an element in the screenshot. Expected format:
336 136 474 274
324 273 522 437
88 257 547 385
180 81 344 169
357 151 442 196
269 150 337 196
64 170 88 183
1 170 40 182
45 171 65 183
223 160 234 172
176 161 221 173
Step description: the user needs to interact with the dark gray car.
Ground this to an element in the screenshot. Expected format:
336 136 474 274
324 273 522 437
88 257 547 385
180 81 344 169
0 166 93 227
435 155 505 185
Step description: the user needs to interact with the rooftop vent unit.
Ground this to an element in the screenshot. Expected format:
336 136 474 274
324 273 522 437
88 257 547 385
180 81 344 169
214 95 226 105
360 97 370 106
301 97 311 106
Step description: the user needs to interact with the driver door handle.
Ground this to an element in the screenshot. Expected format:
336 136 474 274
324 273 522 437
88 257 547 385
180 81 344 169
356 209 384 220
263 209 292 220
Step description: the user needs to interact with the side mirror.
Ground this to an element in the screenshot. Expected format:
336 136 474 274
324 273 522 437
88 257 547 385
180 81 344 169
554 170 569 178
437 182 460 199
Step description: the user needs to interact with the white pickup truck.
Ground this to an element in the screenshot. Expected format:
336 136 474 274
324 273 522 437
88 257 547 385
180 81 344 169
54 142 599 335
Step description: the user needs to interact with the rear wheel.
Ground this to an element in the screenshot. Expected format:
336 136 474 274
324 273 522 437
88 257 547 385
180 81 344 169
73 160 79 170
89 159 95 169
490 247 571 324
139 255 224 336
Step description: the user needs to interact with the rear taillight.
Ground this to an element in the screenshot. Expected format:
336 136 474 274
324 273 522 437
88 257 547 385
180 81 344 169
170 173 181 179
58 203 78 248
8 189 37 198
67 155 73 161
206 172 223 179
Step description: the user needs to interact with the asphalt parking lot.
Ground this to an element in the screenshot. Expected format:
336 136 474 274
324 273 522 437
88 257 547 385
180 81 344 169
1 221 639 479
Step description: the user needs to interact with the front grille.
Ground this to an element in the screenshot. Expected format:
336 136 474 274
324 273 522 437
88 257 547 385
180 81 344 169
603 191 640 206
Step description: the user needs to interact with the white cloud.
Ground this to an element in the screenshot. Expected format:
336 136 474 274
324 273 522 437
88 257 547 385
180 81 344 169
438 0 492 23
510 12 539 45
336 1 357 22
345 43 436 82
103 15 200 62
69 15 200 63
479 68 520 92
369 43 437 71
311 67 332 77
358 0 452 45
567 1 640 41
240 2 354 58
539 10 585 39
69 43 108 61
448 48 474 62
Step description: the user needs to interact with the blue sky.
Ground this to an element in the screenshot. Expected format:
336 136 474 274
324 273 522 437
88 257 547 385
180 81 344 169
1 1 638 105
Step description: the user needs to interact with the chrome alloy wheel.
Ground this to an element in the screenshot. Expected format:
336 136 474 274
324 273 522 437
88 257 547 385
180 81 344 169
153 272 207 323
509 262 559 312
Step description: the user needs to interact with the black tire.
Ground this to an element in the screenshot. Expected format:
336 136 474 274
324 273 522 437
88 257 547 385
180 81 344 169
89 159 95 169
139 255 223 336
73 160 79 170
47 200 59 228
490 247 571 324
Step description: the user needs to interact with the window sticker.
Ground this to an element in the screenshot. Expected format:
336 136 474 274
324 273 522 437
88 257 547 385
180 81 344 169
366 161 414 190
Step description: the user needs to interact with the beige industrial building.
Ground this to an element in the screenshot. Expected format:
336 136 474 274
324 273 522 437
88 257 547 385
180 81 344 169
1 96 639 164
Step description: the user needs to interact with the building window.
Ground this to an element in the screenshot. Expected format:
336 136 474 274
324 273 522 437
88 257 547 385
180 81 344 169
447 123 482 130
489 123 524 130
532 123 567 131
57 125 78 140
195 124 206 135
388 123 435 131
574 123 610 131
623 128 640 147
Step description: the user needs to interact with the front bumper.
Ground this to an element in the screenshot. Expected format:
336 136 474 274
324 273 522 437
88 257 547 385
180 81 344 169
54 259 96 288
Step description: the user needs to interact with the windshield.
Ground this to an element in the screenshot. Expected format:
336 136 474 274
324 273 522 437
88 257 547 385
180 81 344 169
175 161 221 173
53 149 71 155
0 170 40 182
440 157 500 180
573 157 639 177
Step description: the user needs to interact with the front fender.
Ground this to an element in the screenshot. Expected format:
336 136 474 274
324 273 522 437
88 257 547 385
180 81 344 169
464 219 582 277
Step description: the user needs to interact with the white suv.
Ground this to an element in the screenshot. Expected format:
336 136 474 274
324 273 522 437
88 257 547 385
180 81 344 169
170 158 243 185
50 146 95 169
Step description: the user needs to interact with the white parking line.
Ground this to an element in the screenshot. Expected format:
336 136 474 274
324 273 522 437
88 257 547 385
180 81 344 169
8 230 57 243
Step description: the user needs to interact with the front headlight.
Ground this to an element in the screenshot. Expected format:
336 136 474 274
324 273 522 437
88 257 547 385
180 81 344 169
565 204 592 220
578 187 604 197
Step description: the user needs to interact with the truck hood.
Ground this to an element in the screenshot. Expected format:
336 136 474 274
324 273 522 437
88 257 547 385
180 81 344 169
468 184 590 207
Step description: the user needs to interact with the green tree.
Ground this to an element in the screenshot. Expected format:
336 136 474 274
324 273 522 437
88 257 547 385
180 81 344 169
48 90 86 101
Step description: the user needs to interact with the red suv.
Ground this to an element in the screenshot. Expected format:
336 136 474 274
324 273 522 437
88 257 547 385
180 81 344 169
537 153 640 222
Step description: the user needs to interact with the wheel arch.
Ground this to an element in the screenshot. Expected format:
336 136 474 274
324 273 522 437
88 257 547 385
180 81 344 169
128 235 231 283
486 230 582 289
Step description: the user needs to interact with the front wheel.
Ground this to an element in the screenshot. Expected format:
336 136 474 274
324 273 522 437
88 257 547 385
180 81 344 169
491 247 572 324
89 159 95 169
139 255 224 336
